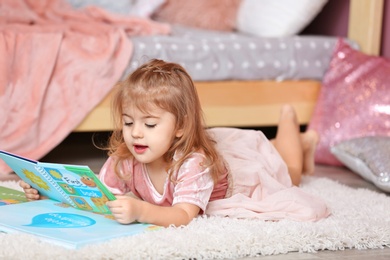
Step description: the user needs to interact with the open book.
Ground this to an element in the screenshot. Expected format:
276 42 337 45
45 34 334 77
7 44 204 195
0 198 159 249
0 150 116 214
0 186 28 206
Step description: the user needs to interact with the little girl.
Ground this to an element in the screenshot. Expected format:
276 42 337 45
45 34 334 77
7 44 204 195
21 59 329 227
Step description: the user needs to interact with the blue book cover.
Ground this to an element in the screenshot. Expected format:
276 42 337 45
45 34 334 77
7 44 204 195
0 150 116 214
0 199 160 249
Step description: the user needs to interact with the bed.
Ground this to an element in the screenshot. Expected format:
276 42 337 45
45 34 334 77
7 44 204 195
0 0 384 174
74 0 384 131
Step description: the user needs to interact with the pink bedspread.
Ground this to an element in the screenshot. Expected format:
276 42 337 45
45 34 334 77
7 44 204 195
0 0 170 174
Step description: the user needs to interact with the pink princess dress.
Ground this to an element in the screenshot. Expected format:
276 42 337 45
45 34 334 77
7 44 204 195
99 127 330 222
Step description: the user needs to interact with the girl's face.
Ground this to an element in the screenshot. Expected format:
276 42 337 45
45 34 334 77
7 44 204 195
121 104 183 168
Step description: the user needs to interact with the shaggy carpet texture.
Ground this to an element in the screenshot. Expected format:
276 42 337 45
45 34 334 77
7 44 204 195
1 177 390 259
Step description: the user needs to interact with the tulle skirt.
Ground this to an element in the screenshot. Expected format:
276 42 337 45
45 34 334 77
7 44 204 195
205 128 330 221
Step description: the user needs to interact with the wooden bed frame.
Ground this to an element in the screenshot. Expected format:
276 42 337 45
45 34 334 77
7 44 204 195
74 0 384 132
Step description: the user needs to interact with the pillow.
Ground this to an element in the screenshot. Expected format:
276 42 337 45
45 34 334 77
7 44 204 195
331 136 390 192
66 0 133 15
152 0 241 31
152 0 326 36
236 0 328 37
308 39 390 166
67 0 165 17
127 0 166 18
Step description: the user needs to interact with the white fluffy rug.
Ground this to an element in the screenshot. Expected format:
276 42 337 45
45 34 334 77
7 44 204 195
1 177 390 259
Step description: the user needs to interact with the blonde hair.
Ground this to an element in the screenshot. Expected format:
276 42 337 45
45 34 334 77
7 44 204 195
108 59 224 183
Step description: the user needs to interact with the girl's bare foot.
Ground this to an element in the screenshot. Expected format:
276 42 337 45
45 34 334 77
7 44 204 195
279 104 298 123
301 130 319 175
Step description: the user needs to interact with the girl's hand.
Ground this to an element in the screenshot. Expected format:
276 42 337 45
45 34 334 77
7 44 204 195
19 181 42 201
106 195 141 224
106 195 200 227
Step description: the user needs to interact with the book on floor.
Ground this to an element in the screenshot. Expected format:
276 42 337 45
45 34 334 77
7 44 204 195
0 199 160 249
0 186 28 206
0 150 116 214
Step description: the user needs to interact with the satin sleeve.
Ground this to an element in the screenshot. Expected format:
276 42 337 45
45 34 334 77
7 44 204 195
172 153 214 211
98 156 133 195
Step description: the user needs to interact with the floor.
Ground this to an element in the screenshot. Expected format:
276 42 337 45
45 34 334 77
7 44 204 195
1 131 390 259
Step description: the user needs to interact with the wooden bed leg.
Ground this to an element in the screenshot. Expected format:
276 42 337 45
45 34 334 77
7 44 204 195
348 0 384 56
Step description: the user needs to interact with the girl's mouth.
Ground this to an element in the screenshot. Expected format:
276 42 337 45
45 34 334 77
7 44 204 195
134 144 148 154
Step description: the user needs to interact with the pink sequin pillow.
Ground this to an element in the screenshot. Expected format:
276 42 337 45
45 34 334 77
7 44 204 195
308 39 390 166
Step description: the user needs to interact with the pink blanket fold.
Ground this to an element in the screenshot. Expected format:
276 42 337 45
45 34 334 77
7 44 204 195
0 0 170 174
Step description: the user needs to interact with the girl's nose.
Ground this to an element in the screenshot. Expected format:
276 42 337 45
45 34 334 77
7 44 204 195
131 123 143 139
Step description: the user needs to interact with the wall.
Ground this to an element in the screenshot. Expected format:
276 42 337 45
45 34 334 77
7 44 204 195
301 0 349 38
301 0 389 58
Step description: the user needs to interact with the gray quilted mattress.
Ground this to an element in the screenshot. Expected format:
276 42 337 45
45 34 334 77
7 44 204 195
123 25 357 81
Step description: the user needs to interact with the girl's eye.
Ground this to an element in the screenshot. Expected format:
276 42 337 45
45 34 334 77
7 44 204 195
124 122 133 126
145 124 156 128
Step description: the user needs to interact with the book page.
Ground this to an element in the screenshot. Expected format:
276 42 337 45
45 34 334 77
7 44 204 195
37 162 116 214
